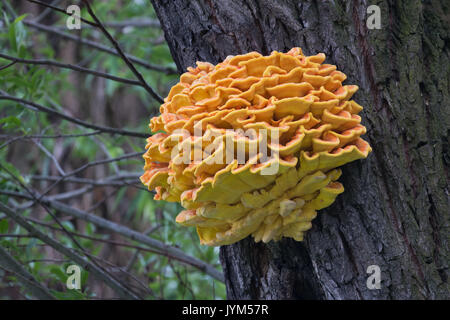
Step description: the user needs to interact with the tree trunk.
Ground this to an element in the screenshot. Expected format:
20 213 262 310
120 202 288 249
151 0 449 299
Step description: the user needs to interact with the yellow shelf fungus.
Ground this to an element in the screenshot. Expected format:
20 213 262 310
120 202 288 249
141 48 372 246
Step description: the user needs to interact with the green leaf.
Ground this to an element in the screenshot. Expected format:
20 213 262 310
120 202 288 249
0 160 25 184
18 43 27 59
0 219 9 233
85 222 96 235
14 14 28 24
49 266 66 282
60 220 74 232
31 68 46 90
81 269 89 287
0 116 21 130
7 14 27 54
8 22 17 52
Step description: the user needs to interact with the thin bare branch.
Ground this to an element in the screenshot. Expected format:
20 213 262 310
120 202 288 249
125 225 161 272
27 217 185 267
90 136 120 174
33 139 66 176
0 234 33 238
32 0 63 23
0 94 148 138
22 20 177 74
29 173 142 187
0 190 224 282
0 163 145 299
47 199 224 282
0 60 17 71
0 53 144 87
70 19 161 29
0 249 55 300
81 0 164 103
26 0 98 27
82 251 155 298
0 131 102 150
28 0 160 29
0 202 140 299
37 151 144 199
0 131 101 140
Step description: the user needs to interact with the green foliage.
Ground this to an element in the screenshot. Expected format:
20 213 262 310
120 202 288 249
0 0 224 300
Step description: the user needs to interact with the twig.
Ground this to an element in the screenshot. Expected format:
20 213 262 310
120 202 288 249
47 199 224 282
32 0 63 23
0 163 143 299
0 60 17 71
48 187 92 201
82 251 155 298
0 234 33 238
37 151 144 199
0 132 101 140
85 187 121 212
22 211 157 298
29 173 142 187
27 0 97 26
2 186 111 211
0 131 102 150
22 20 177 74
27 217 183 264
0 190 224 282
0 244 55 300
0 252 55 300
33 139 66 176
0 53 144 87
25 258 69 264
81 0 164 103
168 259 195 299
0 94 148 138
66 19 161 30
27 0 160 29
90 136 120 174
126 225 161 272
0 202 140 299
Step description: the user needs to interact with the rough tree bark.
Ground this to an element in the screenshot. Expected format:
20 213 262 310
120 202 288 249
151 0 449 299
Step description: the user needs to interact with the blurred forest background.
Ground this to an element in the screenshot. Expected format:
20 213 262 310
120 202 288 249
0 0 225 299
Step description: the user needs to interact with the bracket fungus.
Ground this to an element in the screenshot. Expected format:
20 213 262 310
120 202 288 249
141 48 371 246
